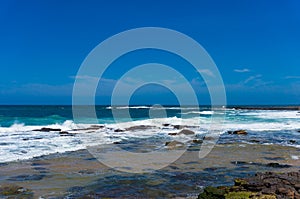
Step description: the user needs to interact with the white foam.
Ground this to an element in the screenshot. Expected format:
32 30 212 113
239 110 300 119
0 109 299 163
181 111 214 115
291 155 299 160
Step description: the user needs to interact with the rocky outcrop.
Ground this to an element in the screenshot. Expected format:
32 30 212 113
125 125 155 131
73 125 104 131
114 129 125 132
198 171 300 199
228 130 248 135
178 129 195 135
33 127 61 132
59 131 75 136
168 129 195 136
172 125 186 130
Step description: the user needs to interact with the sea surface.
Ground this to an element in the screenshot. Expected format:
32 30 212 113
0 105 299 163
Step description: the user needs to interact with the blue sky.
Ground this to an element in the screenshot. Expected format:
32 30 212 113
0 0 299 105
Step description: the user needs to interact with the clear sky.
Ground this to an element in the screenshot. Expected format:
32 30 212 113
0 0 299 105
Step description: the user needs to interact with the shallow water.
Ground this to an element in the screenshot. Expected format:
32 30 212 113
0 143 299 198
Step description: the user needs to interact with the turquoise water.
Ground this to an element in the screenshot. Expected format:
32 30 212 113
0 105 299 163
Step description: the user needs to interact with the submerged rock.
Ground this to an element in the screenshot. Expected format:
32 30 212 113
266 162 291 168
9 174 45 181
0 184 33 198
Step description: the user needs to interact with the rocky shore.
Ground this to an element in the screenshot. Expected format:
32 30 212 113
199 171 300 199
0 142 299 198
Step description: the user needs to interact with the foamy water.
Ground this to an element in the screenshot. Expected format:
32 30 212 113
0 106 299 163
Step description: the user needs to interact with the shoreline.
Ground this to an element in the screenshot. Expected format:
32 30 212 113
0 143 299 198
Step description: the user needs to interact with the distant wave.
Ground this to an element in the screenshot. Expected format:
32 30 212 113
106 106 202 110
239 110 300 119
181 111 214 115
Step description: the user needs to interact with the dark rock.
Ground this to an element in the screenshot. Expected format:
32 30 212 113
266 162 292 168
32 167 48 171
113 141 122 144
192 139 203 144
125 125 155 131
162 123 170 127
178 129 195 135
114 129 125 132
31 162 50 166
84 157 97 161
172 125 186 130
8 174 45 181
168 133 178 136
231 161 248 165
33 127 61 132
59 131 75 136
203 167 226 172
228 130 248 135
250 139 260 143
289 140 297 144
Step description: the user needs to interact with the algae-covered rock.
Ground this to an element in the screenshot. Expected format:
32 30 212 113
0 185 23 196
198 186 226 199
225 191 253 199
0 184 33 198
234 178 248 186
198 171 300 199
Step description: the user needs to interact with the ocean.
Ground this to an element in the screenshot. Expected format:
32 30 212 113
0 105 299 163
